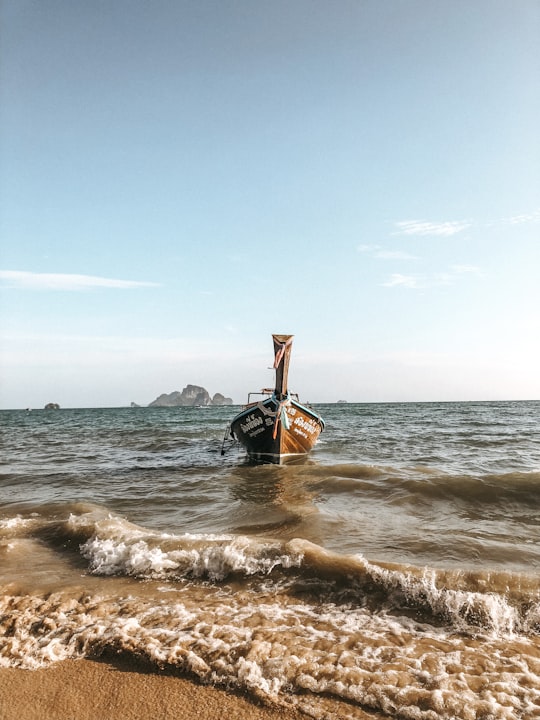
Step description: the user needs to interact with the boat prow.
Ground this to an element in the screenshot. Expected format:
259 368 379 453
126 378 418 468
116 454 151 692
228 335 325 464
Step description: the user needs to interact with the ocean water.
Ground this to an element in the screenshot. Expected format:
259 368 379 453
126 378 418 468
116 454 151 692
1 401 540 719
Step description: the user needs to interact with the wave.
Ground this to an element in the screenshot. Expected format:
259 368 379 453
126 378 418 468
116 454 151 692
2 505 539 639
314 465 540 506
3 505 540 719
79 526 303 583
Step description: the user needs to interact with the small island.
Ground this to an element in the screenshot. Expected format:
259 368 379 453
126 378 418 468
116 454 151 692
148 384 233 407
44 402 60 410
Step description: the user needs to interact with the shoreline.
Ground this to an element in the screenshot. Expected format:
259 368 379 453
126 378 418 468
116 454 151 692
0 658 305 720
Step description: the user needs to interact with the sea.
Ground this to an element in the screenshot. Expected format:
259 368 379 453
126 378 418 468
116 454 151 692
1 401 540 719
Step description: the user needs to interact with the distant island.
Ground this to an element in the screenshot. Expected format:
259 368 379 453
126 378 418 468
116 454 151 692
44 402 60 410
148 384 233 407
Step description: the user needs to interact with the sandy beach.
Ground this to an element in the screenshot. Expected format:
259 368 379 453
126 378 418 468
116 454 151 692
0 658 307 720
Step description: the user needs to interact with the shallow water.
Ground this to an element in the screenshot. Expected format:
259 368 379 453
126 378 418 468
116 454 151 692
1 402 540 718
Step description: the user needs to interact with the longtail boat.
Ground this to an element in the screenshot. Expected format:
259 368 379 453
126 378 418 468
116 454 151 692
227 334 325 464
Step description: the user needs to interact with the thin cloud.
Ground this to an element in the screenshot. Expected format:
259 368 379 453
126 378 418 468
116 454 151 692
393 208 538 236
381 273 421 289
382 266 481 289
450 264 483 275
500 210 540 225
394 220 471 237
0 270 160 291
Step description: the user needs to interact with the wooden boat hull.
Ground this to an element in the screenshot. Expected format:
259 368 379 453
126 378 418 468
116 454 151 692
230 396 325 464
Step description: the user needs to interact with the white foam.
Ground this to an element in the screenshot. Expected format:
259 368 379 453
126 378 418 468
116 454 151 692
1 589 539 719
361 559 522 636
80 529 304 581
0 515 36 533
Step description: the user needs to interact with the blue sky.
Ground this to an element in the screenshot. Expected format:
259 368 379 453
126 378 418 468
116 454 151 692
1 0 539 408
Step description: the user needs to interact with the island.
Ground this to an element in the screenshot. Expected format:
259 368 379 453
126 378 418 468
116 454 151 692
148 384 233 407
44 403 60 410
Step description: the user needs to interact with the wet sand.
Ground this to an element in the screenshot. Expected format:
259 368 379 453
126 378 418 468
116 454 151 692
0 658 305 720
0 657 385 720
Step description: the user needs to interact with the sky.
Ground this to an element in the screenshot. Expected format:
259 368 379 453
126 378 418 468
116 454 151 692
1 0 539 408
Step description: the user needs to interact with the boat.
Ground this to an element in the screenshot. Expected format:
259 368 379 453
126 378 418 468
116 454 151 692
226 334 325 464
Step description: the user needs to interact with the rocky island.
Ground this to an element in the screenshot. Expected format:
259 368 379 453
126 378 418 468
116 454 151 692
148 384 233 407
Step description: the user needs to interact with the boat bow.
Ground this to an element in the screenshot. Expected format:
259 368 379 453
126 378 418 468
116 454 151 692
228 335 325 464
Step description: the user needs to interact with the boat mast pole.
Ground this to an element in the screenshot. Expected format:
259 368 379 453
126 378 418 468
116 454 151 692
272 334 293 401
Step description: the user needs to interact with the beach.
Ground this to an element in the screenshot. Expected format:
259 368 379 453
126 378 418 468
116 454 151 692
2 403 540 719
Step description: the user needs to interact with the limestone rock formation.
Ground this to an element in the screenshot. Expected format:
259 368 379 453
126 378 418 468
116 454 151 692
148 385 232 407
211 392 233 406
